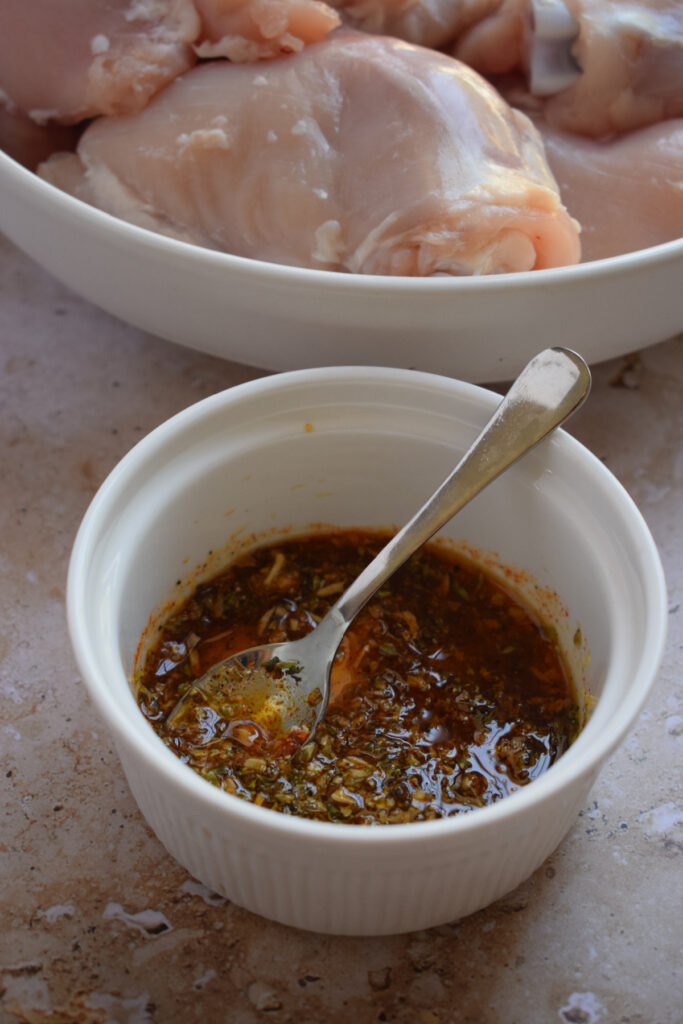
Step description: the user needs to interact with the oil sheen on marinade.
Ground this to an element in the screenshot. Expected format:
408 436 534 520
135 530 580 824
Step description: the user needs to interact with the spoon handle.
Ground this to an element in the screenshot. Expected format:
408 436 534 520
330 347 590 629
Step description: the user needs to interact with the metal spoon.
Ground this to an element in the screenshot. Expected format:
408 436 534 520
166 347 590 746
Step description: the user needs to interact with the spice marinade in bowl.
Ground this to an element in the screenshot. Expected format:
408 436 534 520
136 527 583 825
67 367 667 935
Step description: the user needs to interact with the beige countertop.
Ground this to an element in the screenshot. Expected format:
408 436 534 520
1 233 681 1024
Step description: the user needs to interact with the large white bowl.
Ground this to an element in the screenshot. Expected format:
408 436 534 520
2 149 682 380
66 366 667 935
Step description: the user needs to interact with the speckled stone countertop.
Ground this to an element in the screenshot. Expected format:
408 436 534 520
1 233 681 1024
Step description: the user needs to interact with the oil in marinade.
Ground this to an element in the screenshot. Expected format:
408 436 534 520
135 530 580 824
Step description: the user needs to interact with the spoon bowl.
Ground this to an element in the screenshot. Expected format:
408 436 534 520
165 630 334 740
167 346 591 745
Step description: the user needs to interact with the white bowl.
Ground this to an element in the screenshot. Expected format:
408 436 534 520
67 366 666 935
2 149 682 381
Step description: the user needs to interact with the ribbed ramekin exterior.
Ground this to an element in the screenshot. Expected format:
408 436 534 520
116 733 598 935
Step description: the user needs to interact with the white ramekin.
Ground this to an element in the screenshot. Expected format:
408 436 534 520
67 367 667 935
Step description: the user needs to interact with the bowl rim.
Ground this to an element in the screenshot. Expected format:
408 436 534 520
3 147 682 291
66 365 668 846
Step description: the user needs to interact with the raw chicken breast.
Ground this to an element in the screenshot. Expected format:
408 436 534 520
0 0 199 125
537 118 683 261
194 0 340 61
541 1 683 137
38 31 580 276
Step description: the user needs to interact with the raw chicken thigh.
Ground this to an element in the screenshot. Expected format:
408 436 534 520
453 0 683 137
453 0 528 75
538 119 683 261
324 0 552 81
194 0 340 61
326 0 498 51
0 0 200 125
540 0 683 137
38 31 580 275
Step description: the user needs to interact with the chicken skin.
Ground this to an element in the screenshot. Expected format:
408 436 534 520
335 0 683 137
194 0 340 61
326 0 499 51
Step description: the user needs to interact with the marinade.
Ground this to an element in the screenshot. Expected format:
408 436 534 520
135 530 580 824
